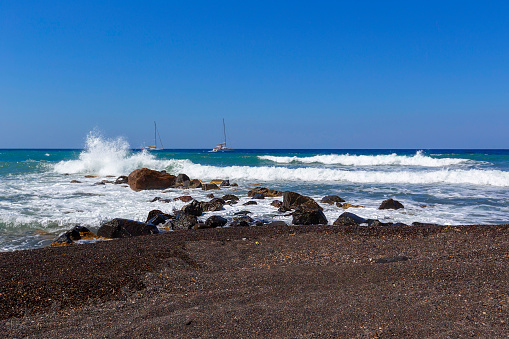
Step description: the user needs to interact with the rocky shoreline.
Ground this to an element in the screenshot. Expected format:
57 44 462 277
52 168 425 247
2 168 509 337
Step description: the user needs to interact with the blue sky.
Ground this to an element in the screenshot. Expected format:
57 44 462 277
1 1 508 149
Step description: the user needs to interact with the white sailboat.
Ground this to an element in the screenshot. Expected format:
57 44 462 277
142 121 164 151
210 118 233 152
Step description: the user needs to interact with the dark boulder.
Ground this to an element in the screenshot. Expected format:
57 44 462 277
292 207 328 225
271 200 283 208
174 195 193 203
282 191 322 211
366 219 393 227
115 176 129 184
204 215 228 228
222 194 239 204
51 225 97 247
189 179 202 189
230 216 254 227
251 193 265 199
333 212 367 226
71 225 96 239
128 168 176 191
254 220 265 226
145 209 172 223
170 212 198 230
97 218 159 238
243 201 258 206
176 173 191 185
248 187 282 198
321 195 345 205
202 183 220 191
182 200 203 216
50 231 77 247
379 198 404 210
147 213 171 226
201 198 225 212
220 180 230 187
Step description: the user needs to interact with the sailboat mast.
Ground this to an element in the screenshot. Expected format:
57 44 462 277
223 118 227 146
154 121 157 147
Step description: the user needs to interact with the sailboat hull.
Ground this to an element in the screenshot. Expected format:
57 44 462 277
209 147 233 153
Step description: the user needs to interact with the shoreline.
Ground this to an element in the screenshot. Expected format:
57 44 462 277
2 223 509 337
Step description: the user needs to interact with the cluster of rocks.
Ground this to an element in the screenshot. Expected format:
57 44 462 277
54 168 417 246
51 225 101 246
126 168 236 192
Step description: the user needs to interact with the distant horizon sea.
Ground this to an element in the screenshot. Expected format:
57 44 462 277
1 133 509 252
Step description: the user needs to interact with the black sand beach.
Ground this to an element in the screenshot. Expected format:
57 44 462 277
1 223 509 338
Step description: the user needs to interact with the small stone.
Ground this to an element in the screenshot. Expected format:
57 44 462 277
321 195 345 204
333 212 366 226
204 215 228 228
271 200 283 208
114 176 128 184
202 183 220 191
379 198 404 210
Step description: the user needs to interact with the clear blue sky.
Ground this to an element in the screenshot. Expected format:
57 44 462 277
1 1 508 149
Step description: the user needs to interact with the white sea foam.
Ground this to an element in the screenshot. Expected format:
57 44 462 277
3 139 509 252
177 162 509 187
50 135 509 187
259 151 469 167
53 132 175 176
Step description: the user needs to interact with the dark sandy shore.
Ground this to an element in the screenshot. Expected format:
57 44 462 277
1 224 509 338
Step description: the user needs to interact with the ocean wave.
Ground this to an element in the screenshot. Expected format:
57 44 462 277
50 135 508 187
178 162 509 187
258 151 469 167
53 132 187 176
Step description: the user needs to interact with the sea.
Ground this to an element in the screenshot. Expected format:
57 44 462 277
1 133 509 252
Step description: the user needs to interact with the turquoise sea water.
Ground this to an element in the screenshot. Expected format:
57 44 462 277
1 134 509 251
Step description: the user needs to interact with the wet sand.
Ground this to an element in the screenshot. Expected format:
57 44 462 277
1 224 509 338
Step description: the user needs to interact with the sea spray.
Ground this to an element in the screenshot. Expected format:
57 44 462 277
54 132 161 176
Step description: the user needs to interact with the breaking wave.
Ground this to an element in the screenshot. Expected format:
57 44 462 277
53 132 179 176
259 151 469 167
50 135 508 187
178 162 509 187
